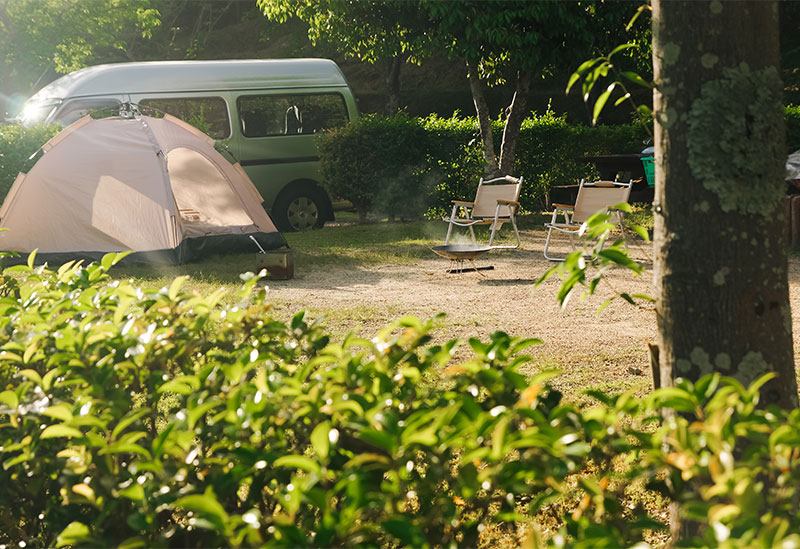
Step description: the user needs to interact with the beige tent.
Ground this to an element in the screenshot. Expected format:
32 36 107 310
0 115 286 264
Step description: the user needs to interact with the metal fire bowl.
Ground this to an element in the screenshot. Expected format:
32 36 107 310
430 244 492 260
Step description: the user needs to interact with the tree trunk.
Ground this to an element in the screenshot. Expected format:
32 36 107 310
384 55 403 114
466 59 500 179
653 0 797 405
653 0 799 535
498 70 532 176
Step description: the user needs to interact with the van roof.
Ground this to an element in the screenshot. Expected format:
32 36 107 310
28 59 348 102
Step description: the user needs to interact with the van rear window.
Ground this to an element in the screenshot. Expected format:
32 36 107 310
237 93 348 138
139 97 231 139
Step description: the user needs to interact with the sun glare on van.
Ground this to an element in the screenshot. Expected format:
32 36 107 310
21 100 59 125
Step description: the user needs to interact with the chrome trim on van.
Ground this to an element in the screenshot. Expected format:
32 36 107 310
240 156 319 166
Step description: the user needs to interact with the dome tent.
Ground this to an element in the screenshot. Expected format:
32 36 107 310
0 114 286 264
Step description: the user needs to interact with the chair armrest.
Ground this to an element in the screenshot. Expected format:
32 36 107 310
551 203 574 209
496 199 520 205
452 200 474 205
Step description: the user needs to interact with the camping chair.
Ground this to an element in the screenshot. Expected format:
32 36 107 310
543 179 632 261
444 175 523 249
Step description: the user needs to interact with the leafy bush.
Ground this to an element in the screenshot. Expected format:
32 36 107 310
319 113 432 221
1 255 799 547
319 112 647 218
0 254 606 547
787 105 800 152
321 107 800 219
0 122 60 199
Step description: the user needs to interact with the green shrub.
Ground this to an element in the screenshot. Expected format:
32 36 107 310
0 122 60 199
1 255 799 547
319 112 647 218
319 113 431 221
787 105 800 152
0 255 608 547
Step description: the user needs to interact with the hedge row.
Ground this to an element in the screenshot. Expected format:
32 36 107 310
2 106 799 219
319 107 800 219
318 112 649 219
1 255 800 547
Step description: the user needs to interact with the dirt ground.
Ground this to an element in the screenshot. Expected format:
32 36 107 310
266 227 800 397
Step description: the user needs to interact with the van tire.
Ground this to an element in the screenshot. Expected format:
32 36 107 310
273 185 328 232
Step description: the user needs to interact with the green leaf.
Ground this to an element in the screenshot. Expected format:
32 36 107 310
491 416 511 461
99 442 152 459
631 224 650 241
596 297 614 315
357 429 396 453
41 425 84 439
42 404 73 422
620 71 651 88
101 253 116 271
118 537 149 549
168 276 188 300
274 455 322 475
609 43 636 57
112 408 151 440
56 521 91 547
382 519 425 546
566 71 582 94
17 368 43 385
0 390 18 409
118 483 145 502
187 400 221 430
174 487 229 531
614 92 632 107
311 422 331 461
157 380 193 395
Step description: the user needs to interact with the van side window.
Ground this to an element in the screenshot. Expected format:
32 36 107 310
56 97 121 126
139 97 231 139
237 93 348 138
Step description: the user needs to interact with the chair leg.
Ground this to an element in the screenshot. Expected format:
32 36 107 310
488 220 503 247
543 226 573 262
543 226 559 261
444 205 458 245
468 225 477 245
510 214 520 248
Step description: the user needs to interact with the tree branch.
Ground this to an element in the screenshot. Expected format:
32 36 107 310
466 59 500 179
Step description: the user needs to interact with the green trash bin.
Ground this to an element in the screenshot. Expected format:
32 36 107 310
642 156 655 188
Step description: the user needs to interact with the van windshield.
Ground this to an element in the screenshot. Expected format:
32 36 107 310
20 100 60 126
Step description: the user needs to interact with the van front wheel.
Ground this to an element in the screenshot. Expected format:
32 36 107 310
273 186 328 232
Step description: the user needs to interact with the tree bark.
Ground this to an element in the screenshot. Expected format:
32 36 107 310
653 0 799 536
653 0 797 406
498 70 532 176
466 59 500 179
384 55 403 114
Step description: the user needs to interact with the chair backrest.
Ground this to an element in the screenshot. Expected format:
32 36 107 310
572 180 632 224
472 175 522 218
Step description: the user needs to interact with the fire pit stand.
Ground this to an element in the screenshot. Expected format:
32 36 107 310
430 245 494 275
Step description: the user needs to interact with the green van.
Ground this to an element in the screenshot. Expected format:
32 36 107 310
18 59 359 231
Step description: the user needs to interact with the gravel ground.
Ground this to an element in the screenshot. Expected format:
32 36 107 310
267 228 660 395
265 226 800 397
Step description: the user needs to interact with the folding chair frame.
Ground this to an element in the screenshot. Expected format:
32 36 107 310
543 179 632 261
444 175 522 249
